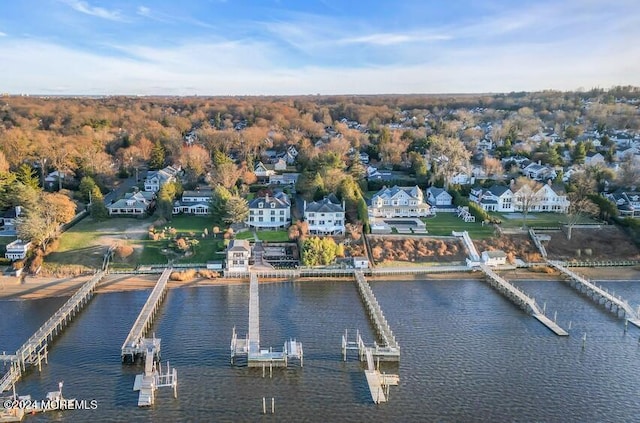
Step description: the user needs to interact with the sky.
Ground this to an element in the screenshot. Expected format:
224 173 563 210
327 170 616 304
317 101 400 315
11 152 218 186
0 0 639 95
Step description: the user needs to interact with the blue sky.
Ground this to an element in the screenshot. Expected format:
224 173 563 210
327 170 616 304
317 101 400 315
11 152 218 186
0 0 638 95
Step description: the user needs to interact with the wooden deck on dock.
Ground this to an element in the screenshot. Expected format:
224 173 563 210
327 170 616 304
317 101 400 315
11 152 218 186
0 271 105 393
121 268 171 362
231 273 303 367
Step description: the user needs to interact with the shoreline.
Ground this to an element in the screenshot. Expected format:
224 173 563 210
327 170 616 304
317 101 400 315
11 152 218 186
0 266 637 301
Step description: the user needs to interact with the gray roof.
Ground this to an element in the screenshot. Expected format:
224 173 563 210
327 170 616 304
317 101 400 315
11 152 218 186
488 185 510 196
227 239 251 252
248 192 290 209
372 185 422 201
305 195 344 213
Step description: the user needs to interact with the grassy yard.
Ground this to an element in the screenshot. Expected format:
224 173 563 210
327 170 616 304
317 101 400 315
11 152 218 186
491 212 596 229
423 213 496 239
236 229 290 242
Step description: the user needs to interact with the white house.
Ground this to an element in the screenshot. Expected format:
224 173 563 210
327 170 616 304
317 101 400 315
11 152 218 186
173 189 212 215
481 250 507 267
303 195 345 236
470 185 514 212
426 187 453 207
108 191 154 216
604 190 640 218
522 162 557 182
254 161 275 180
1 206 21 229
269 173 300 185
246 192 291 230
144 165 180 192
368 186 431 218
5 239 31 261
226 239 251 272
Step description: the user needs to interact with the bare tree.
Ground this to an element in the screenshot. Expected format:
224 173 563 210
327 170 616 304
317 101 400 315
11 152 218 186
428 135 471 189
511 177 544 227
565 193 598 240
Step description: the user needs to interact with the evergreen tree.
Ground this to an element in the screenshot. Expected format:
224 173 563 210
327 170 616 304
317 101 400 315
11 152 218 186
572 141 586 165
224 195 249 224
89 189 108 219
150 141 166 170
16 163 40 190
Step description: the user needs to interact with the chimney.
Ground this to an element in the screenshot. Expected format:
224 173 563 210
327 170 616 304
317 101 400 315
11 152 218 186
303 200 306 212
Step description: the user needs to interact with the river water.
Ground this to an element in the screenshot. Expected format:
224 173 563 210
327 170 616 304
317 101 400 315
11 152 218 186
2 277 640 422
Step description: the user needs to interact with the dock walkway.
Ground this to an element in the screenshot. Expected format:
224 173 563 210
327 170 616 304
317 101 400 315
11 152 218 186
354 271 400 359
479 265 568 336
231 273 303 368
547 260 640 327
121 268 171 362
0 271 105 393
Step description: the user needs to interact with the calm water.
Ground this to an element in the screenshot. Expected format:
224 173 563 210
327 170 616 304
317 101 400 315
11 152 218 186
2 277 640 422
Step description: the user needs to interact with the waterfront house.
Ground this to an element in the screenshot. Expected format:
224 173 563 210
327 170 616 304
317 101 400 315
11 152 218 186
470 185 513 212
303 195 345 236
108 191 154 216
226 239 251 272
246 192 291 230
352 257 370 269
5 239 31 260
172 188 212 215
368 185 431 218
604 190 640 218
1 206 21 230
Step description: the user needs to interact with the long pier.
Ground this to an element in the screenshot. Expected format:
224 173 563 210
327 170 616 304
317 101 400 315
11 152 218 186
547 260 640 327
354 271 400 360
231 273 303 368
121 267 171 363
0 271 105 393
479 264 568 336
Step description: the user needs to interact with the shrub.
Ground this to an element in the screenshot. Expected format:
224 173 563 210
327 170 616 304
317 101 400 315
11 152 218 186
198 269 219 279
115 244 135 259
170 269 197 281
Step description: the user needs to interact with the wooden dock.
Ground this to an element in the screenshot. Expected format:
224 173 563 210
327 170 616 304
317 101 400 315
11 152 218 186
121 268 171 363
547 260 640 327
479 264 568 336
230 273 303 368
354 271 400 360
132 348 177 407
0 271 105 393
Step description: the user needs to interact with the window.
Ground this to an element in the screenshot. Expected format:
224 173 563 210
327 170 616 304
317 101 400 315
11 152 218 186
271 217 275 222
271 203 275 208
259 203 264 208
280 210 284 215
258 217 263 222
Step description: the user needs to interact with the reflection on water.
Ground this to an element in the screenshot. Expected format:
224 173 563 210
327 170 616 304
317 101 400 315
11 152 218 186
2 278 640 422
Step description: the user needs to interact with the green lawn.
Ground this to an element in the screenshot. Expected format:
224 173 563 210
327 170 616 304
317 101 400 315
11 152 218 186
423 213 496 239
236 229 289 242
490 212 597 229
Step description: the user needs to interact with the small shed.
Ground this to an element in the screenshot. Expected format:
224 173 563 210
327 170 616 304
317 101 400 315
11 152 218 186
352 256 370 269
481 250 507 267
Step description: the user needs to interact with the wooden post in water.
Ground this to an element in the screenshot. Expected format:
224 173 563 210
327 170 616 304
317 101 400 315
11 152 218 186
262 397 266 414
271 397 275 414
582 333 587 350
554 311 557 323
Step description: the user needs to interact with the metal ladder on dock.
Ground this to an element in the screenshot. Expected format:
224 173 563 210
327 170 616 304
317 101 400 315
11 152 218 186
0 271 105 393
547 260 640 327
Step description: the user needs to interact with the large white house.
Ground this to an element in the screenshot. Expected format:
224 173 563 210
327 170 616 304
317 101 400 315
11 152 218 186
368 185 431 218
246 192 291 230
144 165 180 192
173 189 212 215
470 183 569 213
108 191 155 216
303 195 345 236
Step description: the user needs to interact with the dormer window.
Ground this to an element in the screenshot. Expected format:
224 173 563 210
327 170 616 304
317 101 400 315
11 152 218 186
259 203 264 208
271 203 275 208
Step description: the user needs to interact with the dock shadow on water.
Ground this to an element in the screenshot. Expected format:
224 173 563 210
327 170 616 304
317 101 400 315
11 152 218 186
2 278 640 422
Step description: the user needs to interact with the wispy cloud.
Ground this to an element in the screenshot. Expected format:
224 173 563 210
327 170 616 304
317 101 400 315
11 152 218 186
61 0 125 21
338 32 451 46
0 32 6 37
